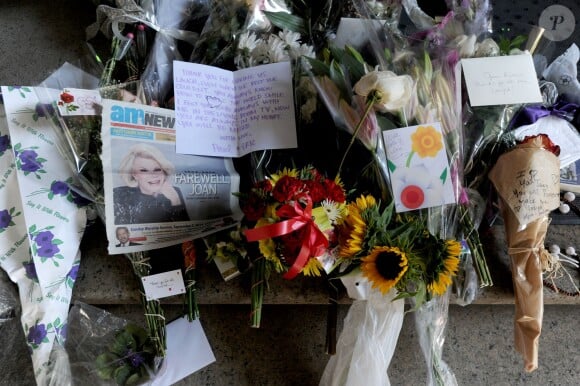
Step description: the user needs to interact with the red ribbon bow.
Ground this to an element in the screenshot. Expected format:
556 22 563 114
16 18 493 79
244 198 329 279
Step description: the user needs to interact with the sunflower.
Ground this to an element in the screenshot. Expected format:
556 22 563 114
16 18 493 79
269 167 299 186
426 239 461 296
361 246 408 294
301 257 323 277
338 195 378 258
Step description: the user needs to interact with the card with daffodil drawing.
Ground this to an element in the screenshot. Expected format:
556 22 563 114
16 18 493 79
383 122 456 212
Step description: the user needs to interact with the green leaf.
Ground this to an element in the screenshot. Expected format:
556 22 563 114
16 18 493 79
263 11 306 34
114 365 132 385
510 35 527 50
126 373 142 385
305 57 329 76
439 167 447 183
387 159 397 173
329 60 348 99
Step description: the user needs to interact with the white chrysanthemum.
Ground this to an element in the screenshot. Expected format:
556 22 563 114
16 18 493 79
278 30 301 50
321 199 344 224
390 164 445 212
237 31 260 52
266 35 290 63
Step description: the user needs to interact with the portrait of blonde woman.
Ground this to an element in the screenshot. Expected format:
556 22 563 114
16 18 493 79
113 143 190 224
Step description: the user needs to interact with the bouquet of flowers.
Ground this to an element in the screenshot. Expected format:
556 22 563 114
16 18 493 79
489 135 562 372
240 165 347 327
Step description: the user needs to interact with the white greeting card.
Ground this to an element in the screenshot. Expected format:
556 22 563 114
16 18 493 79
151 317 216 385
383 122 456 213
461 54 543 106
173 61 297 157
141 269 186 301
55 88 101 116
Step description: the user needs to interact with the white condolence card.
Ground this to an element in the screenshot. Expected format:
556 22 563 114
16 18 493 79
173 61 297 157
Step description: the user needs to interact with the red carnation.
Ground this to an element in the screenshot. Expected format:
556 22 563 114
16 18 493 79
254 179 273 193
324 179 346 203
272 176 303 202
60 92 74 104
305 180 326 203
241 193 267 221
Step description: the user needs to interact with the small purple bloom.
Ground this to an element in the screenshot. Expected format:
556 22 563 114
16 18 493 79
34 103 55 118
20 161 42 172
18 149 38 164
0 209 11 228
50 181 69 196
27 323 47 346
23 261 38 281
0 135 10 153
34 231 54 246
126 350 145 368
37 243 60 258
70 190 90 206
67 264 79 281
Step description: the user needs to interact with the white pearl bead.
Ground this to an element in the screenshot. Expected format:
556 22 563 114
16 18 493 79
559 203 570 214
549 244 561 254
565 246 576 256
563 191 576 202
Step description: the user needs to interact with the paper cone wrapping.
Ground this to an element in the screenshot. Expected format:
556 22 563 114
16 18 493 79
489 136 560 372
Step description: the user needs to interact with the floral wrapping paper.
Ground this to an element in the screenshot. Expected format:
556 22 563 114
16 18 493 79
0 86 87 385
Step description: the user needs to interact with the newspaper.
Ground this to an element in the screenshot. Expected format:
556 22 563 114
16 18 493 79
101 99 242 254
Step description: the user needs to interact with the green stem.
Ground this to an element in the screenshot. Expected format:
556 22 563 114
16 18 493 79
459 205 493 287
336 96 378 179
250 256 266 328
405 150 415 167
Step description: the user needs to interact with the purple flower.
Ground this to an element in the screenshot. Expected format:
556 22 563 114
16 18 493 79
0 209 12 228
70 189 90 206
0 135 10 153
37 243 60 258
67 264 79 281
18 149 38 164
126 350 145 368
34 231 54 246
20 161 42 172
23 261 38 281
34 103 55 118
50 181 69 196
27 323 47 346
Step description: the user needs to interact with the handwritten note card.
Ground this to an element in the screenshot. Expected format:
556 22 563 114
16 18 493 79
55 88 102 116
461 54 543 106
141 269 186 301
489 147 560 225
383 122 456 213
173 61 297 157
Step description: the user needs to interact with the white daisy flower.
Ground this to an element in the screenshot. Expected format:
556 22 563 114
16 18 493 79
321 199 344 224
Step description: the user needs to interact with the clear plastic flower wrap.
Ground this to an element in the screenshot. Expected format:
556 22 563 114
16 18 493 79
86 0 211 107
66 302 161 385
413 291 457 386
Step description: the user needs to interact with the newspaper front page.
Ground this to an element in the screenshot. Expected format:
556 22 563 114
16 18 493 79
101 99 242 254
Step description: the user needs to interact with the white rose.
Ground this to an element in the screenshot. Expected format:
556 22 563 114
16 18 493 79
353 70 414 113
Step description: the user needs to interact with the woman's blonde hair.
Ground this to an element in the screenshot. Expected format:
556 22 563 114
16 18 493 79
118 143 175 187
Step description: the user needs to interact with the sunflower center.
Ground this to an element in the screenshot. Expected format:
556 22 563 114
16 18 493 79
375 251 404 280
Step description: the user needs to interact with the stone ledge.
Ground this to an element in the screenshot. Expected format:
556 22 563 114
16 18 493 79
73 222 580 306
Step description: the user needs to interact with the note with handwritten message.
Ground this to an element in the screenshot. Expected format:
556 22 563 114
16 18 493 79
488 146 560 225
461 54 543 106
141 269 186 301
173 61 297 157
